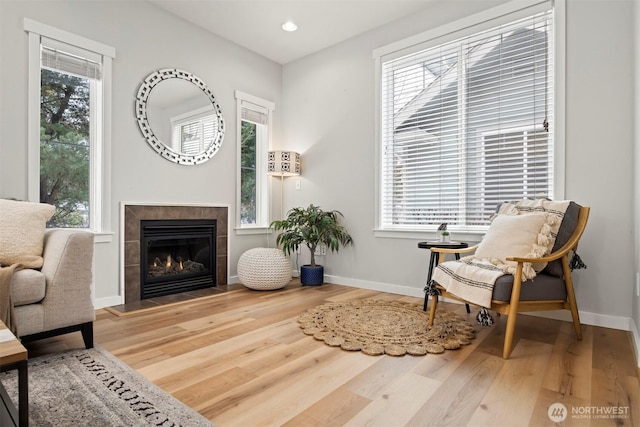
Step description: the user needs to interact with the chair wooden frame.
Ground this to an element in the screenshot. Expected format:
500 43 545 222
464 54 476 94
427 206 590 359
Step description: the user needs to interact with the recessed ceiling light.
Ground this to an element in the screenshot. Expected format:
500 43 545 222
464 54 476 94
282 21 298 32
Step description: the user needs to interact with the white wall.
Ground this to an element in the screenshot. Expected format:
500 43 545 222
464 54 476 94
282 0 637 329
0 0 281 305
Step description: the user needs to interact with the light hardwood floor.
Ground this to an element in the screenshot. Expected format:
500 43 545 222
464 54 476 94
25 282 640 426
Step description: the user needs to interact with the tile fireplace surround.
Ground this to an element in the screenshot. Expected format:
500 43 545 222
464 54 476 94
122 203 228 304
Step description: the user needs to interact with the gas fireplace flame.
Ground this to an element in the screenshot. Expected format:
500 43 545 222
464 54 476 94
179 259 184 270
165 255 172 268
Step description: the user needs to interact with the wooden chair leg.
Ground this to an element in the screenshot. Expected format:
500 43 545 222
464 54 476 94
503 308 518 359
503 263 523 359
562 256 582 340
428 294 438 326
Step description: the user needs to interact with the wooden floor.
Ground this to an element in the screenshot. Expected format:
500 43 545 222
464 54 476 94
25 282 640 427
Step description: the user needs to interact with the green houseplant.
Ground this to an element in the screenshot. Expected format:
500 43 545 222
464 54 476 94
270 204 353 285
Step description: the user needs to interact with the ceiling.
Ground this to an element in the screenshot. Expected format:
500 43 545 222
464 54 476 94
149 0 436 64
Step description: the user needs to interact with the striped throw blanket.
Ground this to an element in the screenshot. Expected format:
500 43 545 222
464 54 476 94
432 199 571 308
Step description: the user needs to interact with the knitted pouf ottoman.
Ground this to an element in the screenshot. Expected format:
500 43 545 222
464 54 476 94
237 248 292 290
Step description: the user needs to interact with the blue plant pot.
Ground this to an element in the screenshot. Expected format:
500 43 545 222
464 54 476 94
300 265 324 286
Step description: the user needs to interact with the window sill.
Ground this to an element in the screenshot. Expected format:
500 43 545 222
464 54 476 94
235 226 272 236
94 231 113 243
373 228 484 244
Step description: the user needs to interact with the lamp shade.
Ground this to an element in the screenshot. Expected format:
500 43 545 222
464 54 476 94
267 150 301 176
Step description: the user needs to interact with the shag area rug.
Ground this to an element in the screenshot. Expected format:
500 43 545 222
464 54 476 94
298 299 475 356
0 345 213 426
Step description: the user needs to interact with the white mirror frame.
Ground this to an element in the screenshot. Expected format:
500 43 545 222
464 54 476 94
135 69 225 165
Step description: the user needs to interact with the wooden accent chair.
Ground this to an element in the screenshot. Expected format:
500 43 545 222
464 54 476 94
427 203 590 359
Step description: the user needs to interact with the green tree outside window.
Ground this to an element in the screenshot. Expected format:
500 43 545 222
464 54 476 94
240 120 257 224
40 69 91 228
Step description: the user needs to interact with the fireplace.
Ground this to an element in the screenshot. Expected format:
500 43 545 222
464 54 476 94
141 219 216 299
122 204 228 304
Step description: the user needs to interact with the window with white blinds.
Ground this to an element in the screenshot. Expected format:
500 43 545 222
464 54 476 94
378 4 554 231
171 109 219 155
235 91 274 231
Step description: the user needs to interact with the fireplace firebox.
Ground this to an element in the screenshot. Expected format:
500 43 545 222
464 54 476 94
140 219 216 299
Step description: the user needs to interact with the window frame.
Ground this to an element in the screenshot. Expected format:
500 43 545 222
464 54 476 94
25 18 115 242
234 90 275 234
372 0 565 240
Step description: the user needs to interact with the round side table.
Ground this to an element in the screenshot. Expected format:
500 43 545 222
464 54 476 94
418 241 470 312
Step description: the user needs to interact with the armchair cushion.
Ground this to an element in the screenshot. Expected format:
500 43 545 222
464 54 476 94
473 212 553 278
10 269 46 306
0 199 55 268
492 273 568 302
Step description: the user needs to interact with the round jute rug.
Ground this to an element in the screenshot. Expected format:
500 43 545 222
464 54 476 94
297 299 475 356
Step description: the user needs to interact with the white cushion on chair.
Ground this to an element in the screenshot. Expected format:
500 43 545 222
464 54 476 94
237 248 292 290
0 199 55 268
474 213 553 278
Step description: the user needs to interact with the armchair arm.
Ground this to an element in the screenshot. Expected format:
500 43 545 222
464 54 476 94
40 229 95 329
506 246 568 264
507 206 590 264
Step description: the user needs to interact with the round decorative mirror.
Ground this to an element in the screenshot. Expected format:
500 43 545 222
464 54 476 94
135 69 225 165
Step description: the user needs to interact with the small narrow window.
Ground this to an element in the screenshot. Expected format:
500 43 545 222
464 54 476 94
235 91 274 230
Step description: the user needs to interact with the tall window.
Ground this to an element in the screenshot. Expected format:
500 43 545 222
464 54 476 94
39 42 99 227
376 2 557 232
235 91 274 230
27 20 114 234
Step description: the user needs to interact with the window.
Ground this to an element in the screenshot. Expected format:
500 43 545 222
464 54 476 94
375 1 560 233
171 106 219 155
26 19 114 237
235 91 274 230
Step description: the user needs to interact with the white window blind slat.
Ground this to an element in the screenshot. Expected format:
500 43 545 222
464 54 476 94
41 45 102 80
241 100 268 125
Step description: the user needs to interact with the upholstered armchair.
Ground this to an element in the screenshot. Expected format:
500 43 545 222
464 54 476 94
1 199 95 348
427 200 589 359
12 229 95 348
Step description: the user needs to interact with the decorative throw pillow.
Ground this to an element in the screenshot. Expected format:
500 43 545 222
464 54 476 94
496 199 574 277
0 199 55 268
473 213 554 279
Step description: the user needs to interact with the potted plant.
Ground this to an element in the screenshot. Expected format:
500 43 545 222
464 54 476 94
437 223 450 242
270 204 353 286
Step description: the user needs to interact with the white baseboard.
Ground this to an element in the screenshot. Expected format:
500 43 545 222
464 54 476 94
325 274 425 298
94 295 123 309
324 274 633 332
